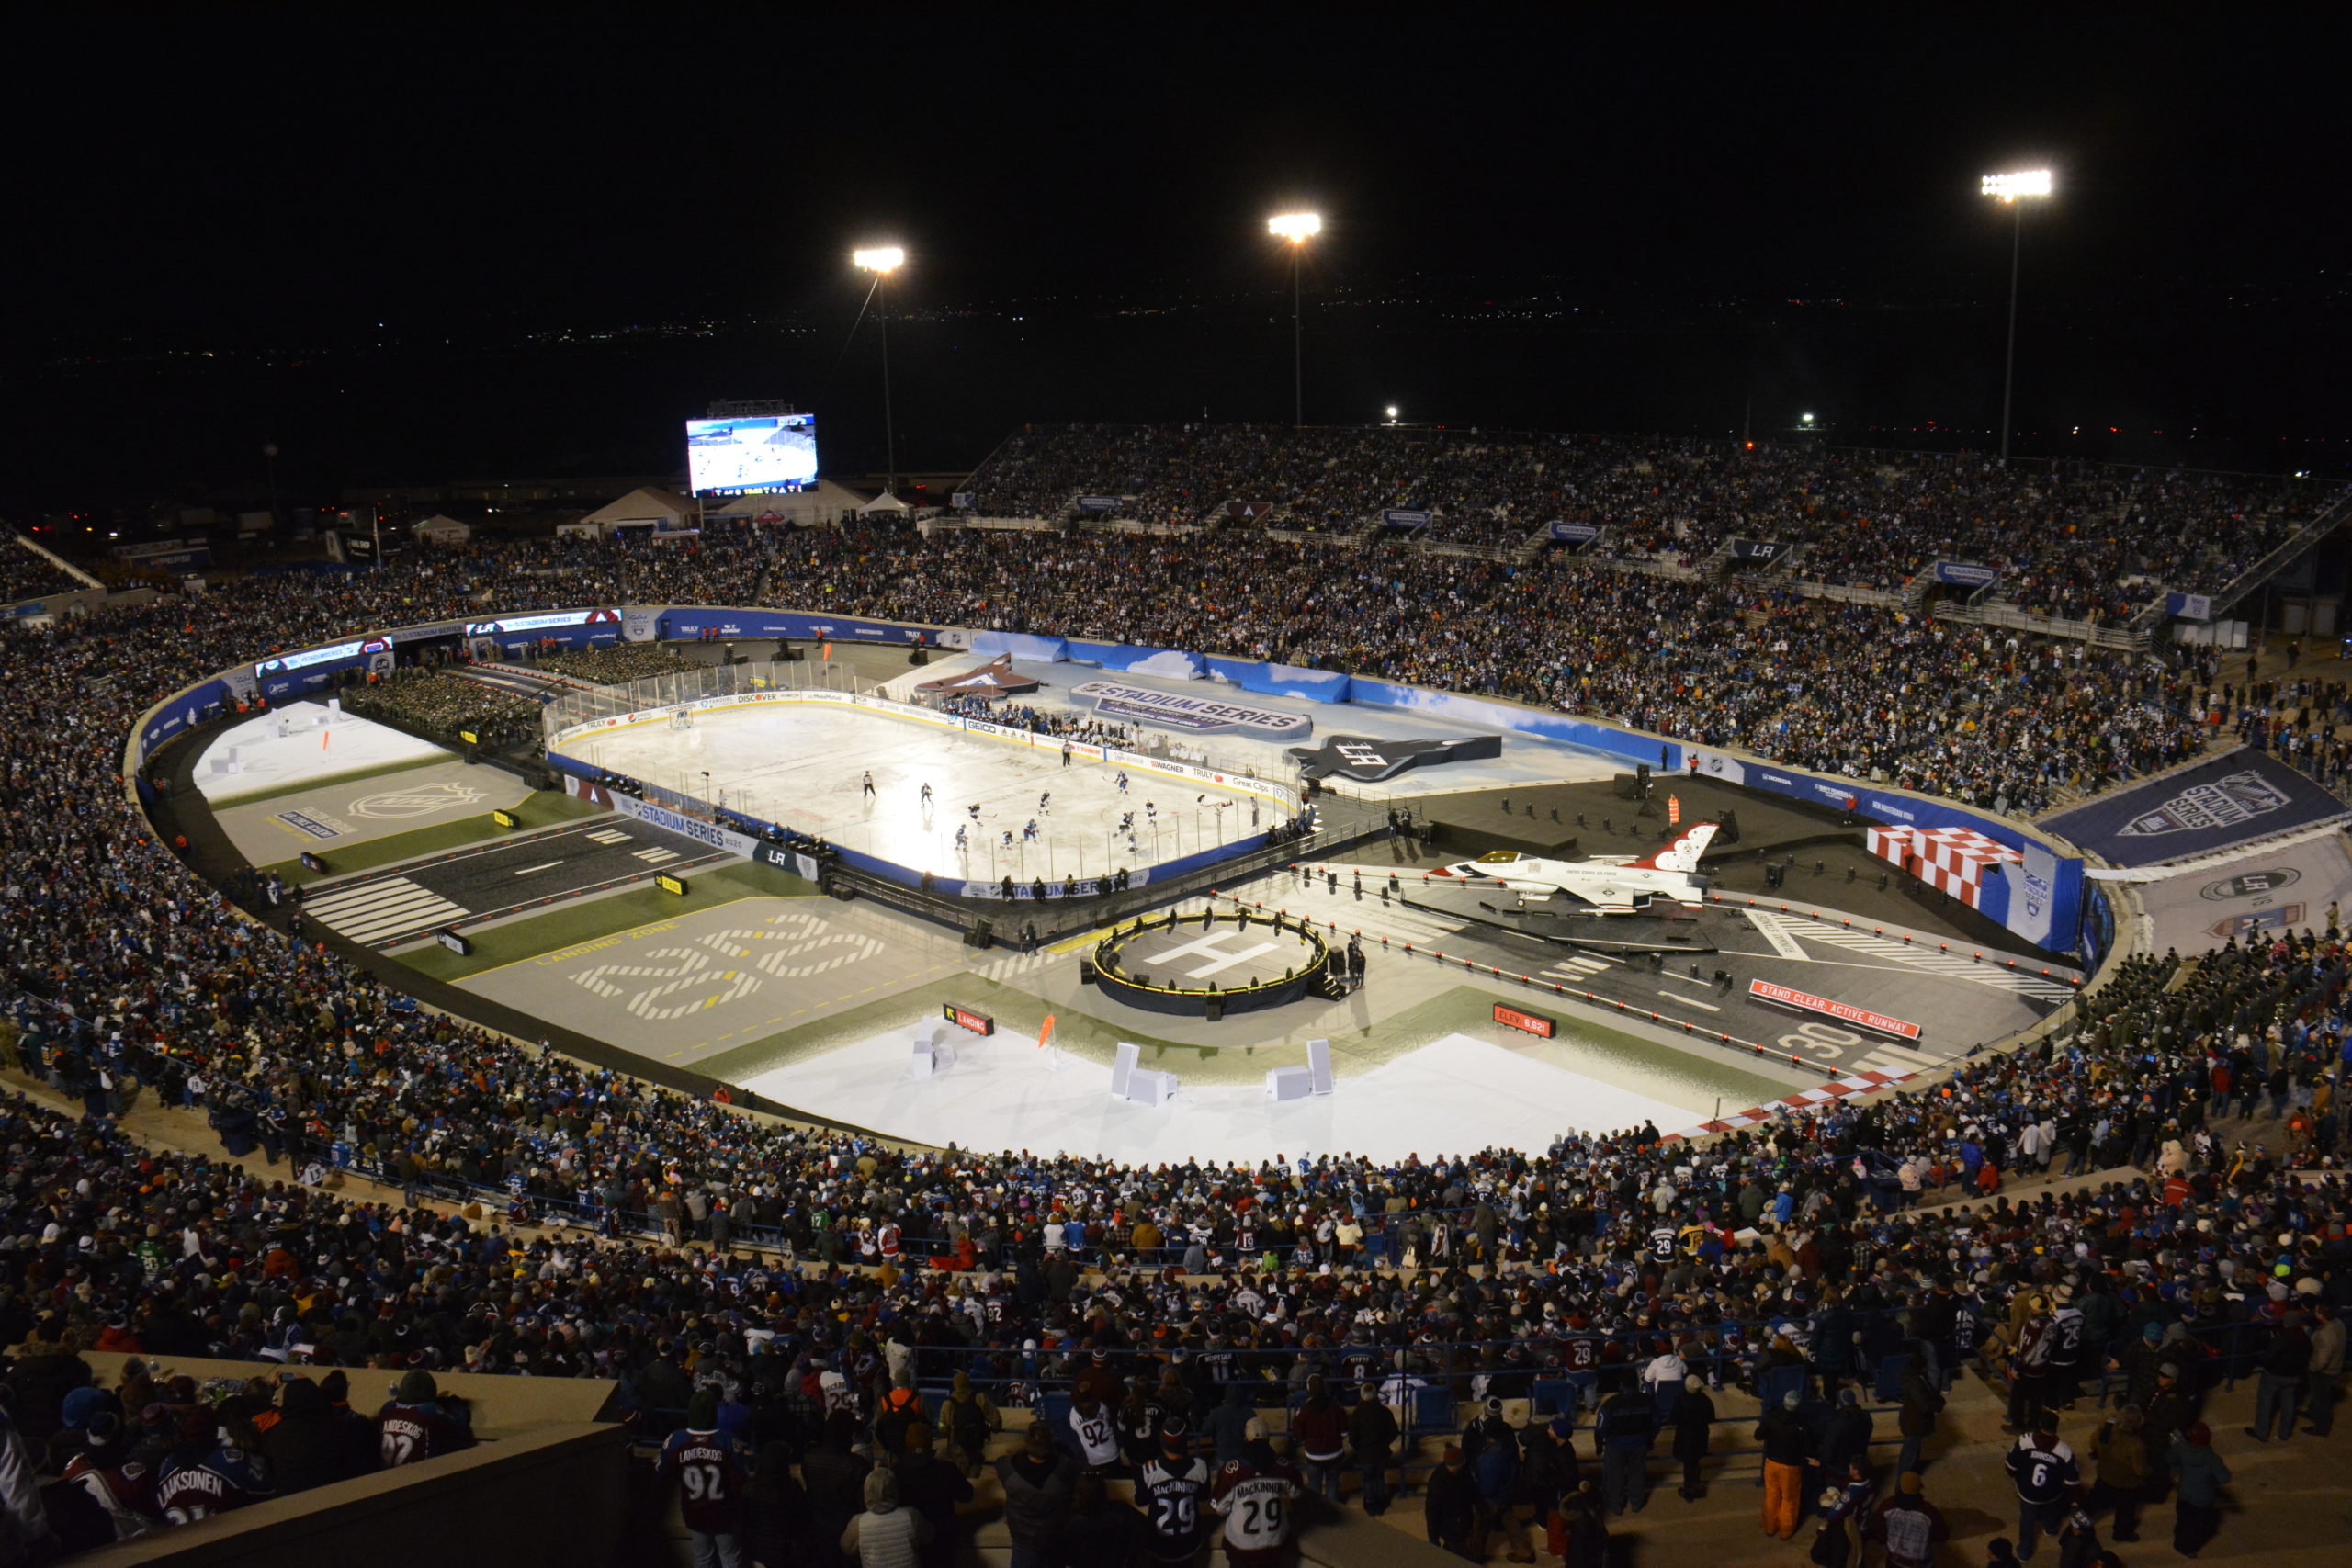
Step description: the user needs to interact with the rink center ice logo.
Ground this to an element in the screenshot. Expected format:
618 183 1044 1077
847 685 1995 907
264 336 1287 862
1070 681 1312 741
345 782 491 820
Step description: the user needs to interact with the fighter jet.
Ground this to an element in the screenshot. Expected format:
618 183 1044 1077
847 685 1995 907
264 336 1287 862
1427 822 1718 914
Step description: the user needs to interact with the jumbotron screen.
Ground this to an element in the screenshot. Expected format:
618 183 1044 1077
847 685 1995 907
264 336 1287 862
685 413 819 495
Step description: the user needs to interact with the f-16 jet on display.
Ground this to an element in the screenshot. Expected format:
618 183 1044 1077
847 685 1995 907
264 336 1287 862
1426 822 1718 914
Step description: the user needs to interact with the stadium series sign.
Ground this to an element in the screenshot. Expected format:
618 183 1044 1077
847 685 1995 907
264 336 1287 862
1070 681 1312 741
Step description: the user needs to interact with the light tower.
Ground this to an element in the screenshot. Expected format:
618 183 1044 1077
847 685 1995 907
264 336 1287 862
854 245 907 497
1267 212 1321 426
1980 169 2053 461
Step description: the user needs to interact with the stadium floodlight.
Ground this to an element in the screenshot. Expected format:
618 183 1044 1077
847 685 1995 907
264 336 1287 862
1268 212 1321 425
1981 171 2053 460
853 245 908 498
1385 405 1399 422
1980 169 2053 202
1801 412 1815 425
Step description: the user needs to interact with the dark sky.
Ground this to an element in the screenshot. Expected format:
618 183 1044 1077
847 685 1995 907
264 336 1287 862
12 10 2335 333
3 9 2344 501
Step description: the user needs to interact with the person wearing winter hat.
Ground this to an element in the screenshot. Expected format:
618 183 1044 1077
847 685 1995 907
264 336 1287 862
376 1368 473 1468
1756 1387 1811 1540
1668 1374 1713 1501
2167 1423 2231 1558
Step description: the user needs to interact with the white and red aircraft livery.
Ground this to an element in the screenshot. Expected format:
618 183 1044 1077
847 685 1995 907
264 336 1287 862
1306 822 1718 916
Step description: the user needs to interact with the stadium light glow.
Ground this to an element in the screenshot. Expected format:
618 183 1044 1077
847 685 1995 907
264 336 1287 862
1801 412 1815 425
1980 169 2053 203
1268 212 1321 243
853 246 905 274
1385 405 1399 421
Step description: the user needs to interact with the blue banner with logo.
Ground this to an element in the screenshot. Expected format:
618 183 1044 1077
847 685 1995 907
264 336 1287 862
1548 522 1600 543
1382 509 1433 529
138 679 231 760
2040 748 2346 867
1728 539 1787 561
1076 495 1123 513
1932 561 2000 588
2165 592 2214 622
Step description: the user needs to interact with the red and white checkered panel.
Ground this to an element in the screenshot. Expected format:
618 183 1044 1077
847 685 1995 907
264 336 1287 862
1865 826 2021 909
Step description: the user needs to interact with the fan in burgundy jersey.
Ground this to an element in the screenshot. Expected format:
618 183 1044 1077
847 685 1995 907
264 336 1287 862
375 1370 478 1468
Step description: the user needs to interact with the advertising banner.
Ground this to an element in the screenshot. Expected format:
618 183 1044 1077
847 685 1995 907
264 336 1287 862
2165 592 2214 622
622 607 661 643
1076 496 1123 513
1382 509 1433 529
1201 656 1351 704
1727 538 1787 561
1932 561 2000 588
1548 522 1600 543
1071 680 1313 741
1227 501 1276 521
969 630 1070 663
2040 748 2348 866
137 678 231 761
605 792 761 857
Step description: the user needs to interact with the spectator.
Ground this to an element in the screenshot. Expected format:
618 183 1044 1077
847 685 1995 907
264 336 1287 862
841 1466 929 1568
2166 1423 2231 1558
1667 1375 1713 1501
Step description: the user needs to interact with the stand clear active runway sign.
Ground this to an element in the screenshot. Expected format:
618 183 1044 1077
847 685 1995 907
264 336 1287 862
1747 979 1922 1041
1069 681 1312 741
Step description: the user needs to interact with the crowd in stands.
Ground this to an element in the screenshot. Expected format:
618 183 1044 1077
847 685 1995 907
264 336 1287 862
0 494 2346 1552
2 919 2349 1554
959 425 2344 618
766 527 2227 815
535 642 699 686
344 670 541 750
0 535 86 604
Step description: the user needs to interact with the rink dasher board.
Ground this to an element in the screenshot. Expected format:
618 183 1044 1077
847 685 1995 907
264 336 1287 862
548 687 1304 817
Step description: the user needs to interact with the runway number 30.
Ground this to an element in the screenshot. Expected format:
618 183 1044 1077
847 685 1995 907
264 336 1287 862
1778 1021 1863 1059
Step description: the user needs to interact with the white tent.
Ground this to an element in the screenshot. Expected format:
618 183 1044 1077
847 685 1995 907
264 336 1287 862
707 479 865 526
857 489 911 516
577 486 696 535
410 514 471 544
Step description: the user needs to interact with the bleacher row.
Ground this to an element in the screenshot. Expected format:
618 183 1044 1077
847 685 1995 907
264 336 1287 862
958 423 2344 622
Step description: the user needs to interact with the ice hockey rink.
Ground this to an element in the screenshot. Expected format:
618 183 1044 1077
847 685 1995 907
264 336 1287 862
560 702 1283 884
876 654 1626 797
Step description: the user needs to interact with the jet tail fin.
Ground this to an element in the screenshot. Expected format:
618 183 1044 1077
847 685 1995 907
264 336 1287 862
1626 822 1717 873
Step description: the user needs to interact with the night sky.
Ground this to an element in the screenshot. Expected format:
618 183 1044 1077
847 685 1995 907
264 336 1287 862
4 10 2342 508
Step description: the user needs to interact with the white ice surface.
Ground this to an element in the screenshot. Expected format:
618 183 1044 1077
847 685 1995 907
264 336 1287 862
888 656 1626 797
561 702 1273 884
193 706 450 801
742 1028 1709 1165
